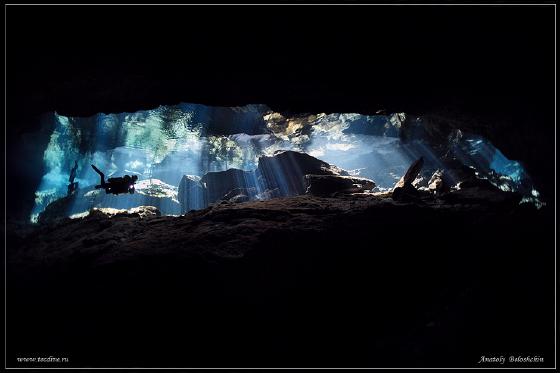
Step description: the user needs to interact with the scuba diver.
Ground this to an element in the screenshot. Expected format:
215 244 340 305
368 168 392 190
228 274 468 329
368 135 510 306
67 160 79 195
91 164 138 195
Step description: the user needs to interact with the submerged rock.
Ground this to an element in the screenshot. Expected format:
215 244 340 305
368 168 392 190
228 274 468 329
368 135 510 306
304 174 375 196
442 178 522 206
229 194 250 203
38 194 76 224
392 157 424 201
428 169 445 193
180 151 356 210
178 175 207 214
222 187 258 201
394 156 424 189
201 168 257 205
85 206 161 219
392 183 421 202
257 150 349 196
256 188 282 200
439 159 478 189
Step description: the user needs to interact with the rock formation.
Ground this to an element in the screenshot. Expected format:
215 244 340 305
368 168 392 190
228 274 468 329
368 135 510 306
201 168 258 205
178 175 206 214
257 150 349 196
8 190 551 367
304 175 375 196
392 157 424 201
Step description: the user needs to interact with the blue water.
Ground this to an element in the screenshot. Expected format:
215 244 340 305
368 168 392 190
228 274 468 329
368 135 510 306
30 104 539 221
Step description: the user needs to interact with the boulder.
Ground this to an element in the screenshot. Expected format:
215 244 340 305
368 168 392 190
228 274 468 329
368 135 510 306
412 175 428 189
441 178 522 206
222 187 258 201
392 183 421 202
439 158 478 189
394 156 424 189
304 175 375 196
229 194 250 204
201 168 257 205
257 150 349 196
88 206 161 219
256 188 282 200
178 175 207 214
38 194 76 224
428 169 445 193
392 157 424 201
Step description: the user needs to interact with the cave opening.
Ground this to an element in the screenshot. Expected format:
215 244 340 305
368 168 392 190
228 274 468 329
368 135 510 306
29 102 540 223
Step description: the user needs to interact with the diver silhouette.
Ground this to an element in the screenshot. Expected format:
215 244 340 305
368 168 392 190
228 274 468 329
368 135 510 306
91 164 138 195
67 160 79 196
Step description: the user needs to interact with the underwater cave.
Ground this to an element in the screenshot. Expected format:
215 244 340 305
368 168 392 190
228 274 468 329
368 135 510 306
29 103 540 223
6 4 555 369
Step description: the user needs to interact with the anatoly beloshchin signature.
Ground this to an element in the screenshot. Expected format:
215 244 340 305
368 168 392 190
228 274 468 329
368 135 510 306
478 355 544 365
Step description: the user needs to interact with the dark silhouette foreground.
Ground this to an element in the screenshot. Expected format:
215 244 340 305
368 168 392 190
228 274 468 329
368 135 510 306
67 160 79 196
91 164 138 195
